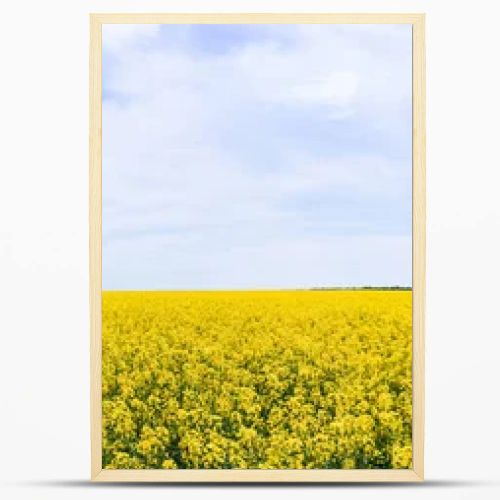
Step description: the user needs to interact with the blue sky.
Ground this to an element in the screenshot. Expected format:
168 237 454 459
102 24 412 289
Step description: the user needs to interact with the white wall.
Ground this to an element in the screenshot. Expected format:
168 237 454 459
1 1 499 499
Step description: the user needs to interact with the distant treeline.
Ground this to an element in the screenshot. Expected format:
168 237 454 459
309 286 412 291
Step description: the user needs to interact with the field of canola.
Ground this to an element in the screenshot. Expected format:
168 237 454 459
102 291 412 469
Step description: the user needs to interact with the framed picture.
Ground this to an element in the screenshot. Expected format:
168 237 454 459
90 13 425 482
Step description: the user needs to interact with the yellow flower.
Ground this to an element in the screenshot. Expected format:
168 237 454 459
102 290 412 469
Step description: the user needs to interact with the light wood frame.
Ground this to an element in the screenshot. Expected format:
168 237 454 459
90 13 425 482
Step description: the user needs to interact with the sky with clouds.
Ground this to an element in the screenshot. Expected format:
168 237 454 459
102 23 412 290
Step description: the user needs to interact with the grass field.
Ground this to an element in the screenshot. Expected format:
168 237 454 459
102 290 412 469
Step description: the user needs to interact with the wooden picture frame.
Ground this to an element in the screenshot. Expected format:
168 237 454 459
90 13 425 482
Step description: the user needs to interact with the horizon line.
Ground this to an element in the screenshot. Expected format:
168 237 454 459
102 286 413 292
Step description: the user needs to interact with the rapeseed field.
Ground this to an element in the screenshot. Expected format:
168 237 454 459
102 291 412 469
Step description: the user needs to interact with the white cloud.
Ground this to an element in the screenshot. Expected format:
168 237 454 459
104 233 412 289
286 71 359 108
102 24 412 289
103 24 160 53
103 23 411 119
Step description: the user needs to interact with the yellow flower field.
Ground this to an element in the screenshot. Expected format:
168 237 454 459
102 291 412 469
